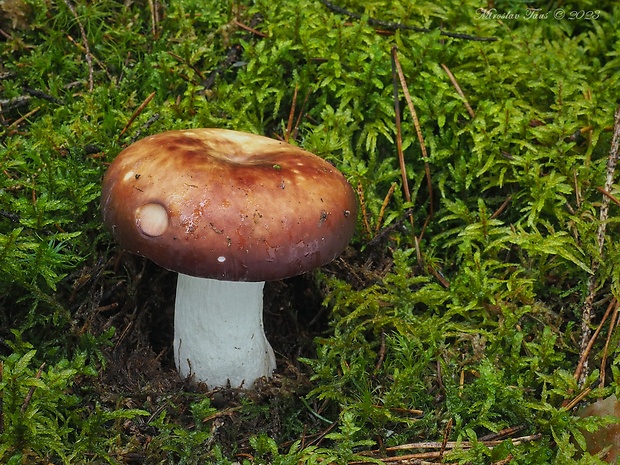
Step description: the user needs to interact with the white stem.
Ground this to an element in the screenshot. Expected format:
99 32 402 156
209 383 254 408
173 274 276 388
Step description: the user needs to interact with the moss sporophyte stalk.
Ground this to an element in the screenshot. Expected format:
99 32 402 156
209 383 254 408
1 0 619 463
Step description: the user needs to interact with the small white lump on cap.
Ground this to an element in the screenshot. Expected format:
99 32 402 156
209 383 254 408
136 203 168 237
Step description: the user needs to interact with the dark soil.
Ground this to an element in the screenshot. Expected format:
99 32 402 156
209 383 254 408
67 248 346 458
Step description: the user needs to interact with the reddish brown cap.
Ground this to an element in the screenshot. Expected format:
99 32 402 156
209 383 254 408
101 129 358 281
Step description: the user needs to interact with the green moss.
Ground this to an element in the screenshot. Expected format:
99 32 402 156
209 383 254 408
1 0 619 462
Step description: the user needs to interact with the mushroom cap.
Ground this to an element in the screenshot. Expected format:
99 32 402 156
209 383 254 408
101 129 358 281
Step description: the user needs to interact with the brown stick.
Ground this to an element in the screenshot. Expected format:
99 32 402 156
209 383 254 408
232 19 268 38
390 48 413 210
65 34 113 83
285 84 298 143
376 183 397 233
440 63 475 119
119 91 157 138
600 298 619 388
439 418 453 461
148 0 156 38
7 106 41 132
351 433 542 463
596 186 620 206
574 297 617 384
147 0 160 39
392 47 434 229
21 362 46 414
357 181 373 238
573 169 582 208
480 425 525 441
564 386 592 411
578 106 620 386
292 87 312 141
63 0 94 91
166 52 205 81
490 196 512 220
374 329 386 372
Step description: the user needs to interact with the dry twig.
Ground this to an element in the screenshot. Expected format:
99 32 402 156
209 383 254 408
147 0 160 39
596 186 620 207
600 298 619 388
564 386 593 411
292 87 312 141
167 52 206 81
490 195 512 220
285 84 298 143
63 0 94 91
390 48 413 222
65 34 113 83
574 297 617 384
440 63 475 119
376 183 397 234
6 105 40 132
391 47 434 237
351 433 542 464
232 19 268 38
357 181 373 238
439 418 453 461
119 91 157 138
21 362 46 414
374 329 386 371
578 106 620 386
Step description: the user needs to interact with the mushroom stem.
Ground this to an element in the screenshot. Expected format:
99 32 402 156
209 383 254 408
173 274 276 388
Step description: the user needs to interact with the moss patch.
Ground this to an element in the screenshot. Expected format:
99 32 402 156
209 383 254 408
1 0 620 463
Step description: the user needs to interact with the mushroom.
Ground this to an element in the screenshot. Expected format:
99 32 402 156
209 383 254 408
101 128 358 388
